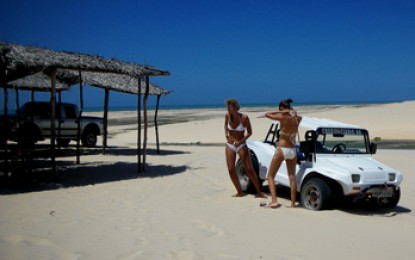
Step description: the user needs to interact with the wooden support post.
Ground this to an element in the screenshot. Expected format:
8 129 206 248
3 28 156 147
154 94 161 154
14 87 20 115
50 68 57 176
137 77 142 172
142 76 150 171
103 88 109 154
1 87 8 162
57 91 62 150
76 70 83 164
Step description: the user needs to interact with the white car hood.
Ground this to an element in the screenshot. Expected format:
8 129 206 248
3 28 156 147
316 155 396 181
319 155 391 171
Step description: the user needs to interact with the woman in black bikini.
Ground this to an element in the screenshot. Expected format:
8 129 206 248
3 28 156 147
224 98 266 198
264 98 302 208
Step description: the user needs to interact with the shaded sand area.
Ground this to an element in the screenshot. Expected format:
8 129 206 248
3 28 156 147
1 101 414 259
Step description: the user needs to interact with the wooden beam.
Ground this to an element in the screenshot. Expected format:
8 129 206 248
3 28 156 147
76 70 83 164
137 77 142 172
103 88 109 154
155 94 161 154
50 68 57 176
142 76 150 171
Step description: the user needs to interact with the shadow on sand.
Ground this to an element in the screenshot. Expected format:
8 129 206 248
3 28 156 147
263 184 411 216
0 145 189 194
336 201 411 216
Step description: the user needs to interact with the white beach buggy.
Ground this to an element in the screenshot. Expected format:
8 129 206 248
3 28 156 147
236 117 403 210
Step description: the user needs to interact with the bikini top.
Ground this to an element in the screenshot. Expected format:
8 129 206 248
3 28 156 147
279 115 300 145
228 122 245 132
279 130 297 145
227 113 246 132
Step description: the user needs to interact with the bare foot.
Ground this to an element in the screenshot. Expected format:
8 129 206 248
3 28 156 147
255 192 267 198
289 203 299 208
263 203 281 209
232 192 246 197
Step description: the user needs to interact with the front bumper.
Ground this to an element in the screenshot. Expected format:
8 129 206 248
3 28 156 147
346 184 399 201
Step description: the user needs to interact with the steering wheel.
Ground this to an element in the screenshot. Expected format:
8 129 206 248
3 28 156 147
332 143 346 153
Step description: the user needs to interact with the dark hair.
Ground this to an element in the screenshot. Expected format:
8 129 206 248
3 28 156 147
225 98 240 111
279 98 293 110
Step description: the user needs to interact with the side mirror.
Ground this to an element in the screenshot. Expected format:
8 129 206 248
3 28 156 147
370 142 377 154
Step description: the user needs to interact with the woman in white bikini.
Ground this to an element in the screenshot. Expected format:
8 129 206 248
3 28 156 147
225 99 266 198
264 98 302 208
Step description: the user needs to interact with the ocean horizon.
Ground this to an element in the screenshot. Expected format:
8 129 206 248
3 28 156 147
82 100 400 113
0 100 408 114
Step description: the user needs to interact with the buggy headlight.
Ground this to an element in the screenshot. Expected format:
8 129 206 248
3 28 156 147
351 174 360 183
389 173 396 182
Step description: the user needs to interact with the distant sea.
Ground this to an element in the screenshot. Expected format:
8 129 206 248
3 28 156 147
82 100 396 113
0 100 403 114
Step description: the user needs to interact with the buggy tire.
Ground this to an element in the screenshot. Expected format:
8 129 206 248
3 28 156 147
301 178 332 211
235 149 262 194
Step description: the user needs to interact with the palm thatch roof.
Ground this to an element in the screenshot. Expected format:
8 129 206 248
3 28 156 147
1 42 171 96
83 72 170 95
6 72 72 91
5 69 171 95
1 42 170 83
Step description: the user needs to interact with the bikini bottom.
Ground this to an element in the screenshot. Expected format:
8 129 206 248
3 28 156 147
226 143 246 153
276 147 297 160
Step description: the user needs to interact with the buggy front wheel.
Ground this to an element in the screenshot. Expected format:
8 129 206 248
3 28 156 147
301 178 332 211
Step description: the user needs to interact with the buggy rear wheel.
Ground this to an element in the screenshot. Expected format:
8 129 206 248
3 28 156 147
235 149 262 194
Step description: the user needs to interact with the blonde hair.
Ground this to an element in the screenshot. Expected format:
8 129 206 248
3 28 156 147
225 98 240 111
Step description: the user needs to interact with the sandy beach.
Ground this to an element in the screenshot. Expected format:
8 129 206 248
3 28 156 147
1 101 415 259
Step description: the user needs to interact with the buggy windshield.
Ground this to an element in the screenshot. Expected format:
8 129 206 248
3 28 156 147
315 128 370 154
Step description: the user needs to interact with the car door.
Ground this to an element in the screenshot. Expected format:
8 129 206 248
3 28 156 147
57 105 78 137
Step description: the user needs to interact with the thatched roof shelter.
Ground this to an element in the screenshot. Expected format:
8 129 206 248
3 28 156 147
6 72 72 91
5 70 171 95
1 42 171 174
1 42 170 94
81 72 171 95
0 42 169 83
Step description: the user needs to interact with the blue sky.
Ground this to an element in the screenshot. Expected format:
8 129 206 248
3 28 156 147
1 0 414 108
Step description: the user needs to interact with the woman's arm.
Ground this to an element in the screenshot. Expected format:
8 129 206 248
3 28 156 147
224 115 229 141
265 109 291 120
238 114 252 144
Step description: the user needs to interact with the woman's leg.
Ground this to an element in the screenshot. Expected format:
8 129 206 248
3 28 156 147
286 157 298 207
267 148 284 207
239 147 266 198
225 145 244 196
